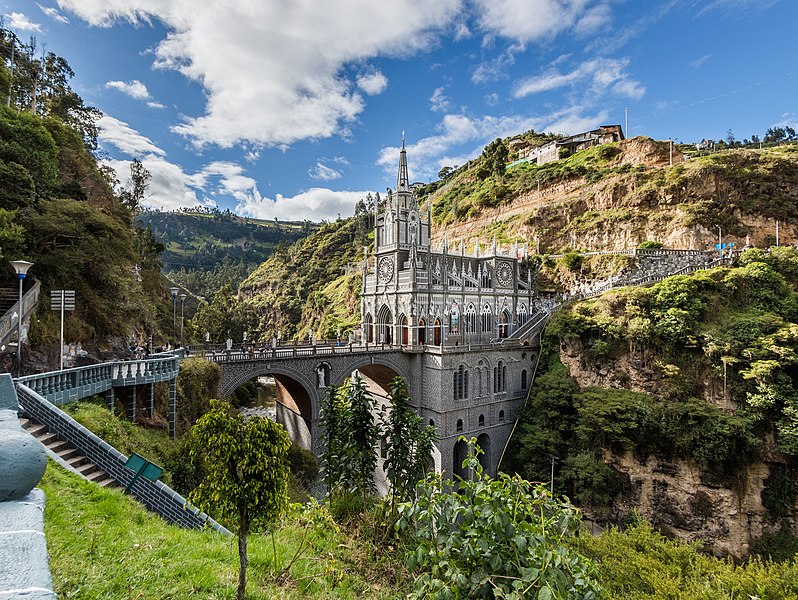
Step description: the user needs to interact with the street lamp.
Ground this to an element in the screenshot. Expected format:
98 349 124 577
717 225 722 257
169 287 179 347
9 260 33 376
179 293 187 347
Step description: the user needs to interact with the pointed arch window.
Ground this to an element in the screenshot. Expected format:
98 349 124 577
453 364 469 400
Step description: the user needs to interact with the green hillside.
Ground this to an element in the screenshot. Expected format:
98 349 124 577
138 209 316 298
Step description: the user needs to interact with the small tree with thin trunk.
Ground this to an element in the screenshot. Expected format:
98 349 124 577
381 377 435 521
188 399 290 600
341 375 378 511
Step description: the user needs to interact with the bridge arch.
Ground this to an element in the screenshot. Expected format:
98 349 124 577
220 363 317 451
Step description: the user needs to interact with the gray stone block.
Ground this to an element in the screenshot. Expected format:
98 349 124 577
0 374 18 412
0 489 55 599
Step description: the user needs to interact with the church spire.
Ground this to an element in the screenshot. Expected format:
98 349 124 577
397 132 410 192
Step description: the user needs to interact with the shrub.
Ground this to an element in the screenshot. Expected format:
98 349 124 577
398 440 601 599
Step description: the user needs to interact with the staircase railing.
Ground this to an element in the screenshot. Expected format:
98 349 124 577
0 279 40 347
16 383 230 535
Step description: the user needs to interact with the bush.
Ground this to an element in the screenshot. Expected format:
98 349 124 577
398 440 601 599
637 240 663 249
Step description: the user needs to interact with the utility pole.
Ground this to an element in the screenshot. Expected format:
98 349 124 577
625 107 628 138
669 139 673 166
776 220 780 247
717 225 722 257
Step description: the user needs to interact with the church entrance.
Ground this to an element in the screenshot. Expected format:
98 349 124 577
377 305 393 345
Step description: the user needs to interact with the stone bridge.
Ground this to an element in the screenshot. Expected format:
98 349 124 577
205 343 421 456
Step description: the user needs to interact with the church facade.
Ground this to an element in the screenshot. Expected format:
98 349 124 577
360 139 542 475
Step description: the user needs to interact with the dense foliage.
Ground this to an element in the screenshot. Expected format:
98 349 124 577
397 440 601 599
509 247 798 518
138 208 313 298
0 31 173 357
238 203 372 341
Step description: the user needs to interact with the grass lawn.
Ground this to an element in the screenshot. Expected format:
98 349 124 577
41 464 407 599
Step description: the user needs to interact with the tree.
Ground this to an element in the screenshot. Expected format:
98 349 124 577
341 375 379 511
437 165 454 180
188 399 291 600
119 159 151 213
726 129 736 146
319 384 345 501
380 377 434 519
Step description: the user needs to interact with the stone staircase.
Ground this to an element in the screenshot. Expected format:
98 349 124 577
18 416 116 488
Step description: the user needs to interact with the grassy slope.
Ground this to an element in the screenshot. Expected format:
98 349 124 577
239 218 365 340
41 464 405 599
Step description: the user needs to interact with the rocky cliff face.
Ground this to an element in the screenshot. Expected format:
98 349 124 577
559 336 789 558
431 138 798 254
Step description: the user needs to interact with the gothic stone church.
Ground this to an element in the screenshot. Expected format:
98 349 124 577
360 140 542 476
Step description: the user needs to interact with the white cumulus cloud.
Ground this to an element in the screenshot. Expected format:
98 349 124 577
356 71 389 95
5 12 41 31
472 0 610 43
513 57 644 100
98 114 165 157
308 162 343 182
59 0 461 148
430 87 451 112
38 4 70 23
237 188 371 222
106 79 151 100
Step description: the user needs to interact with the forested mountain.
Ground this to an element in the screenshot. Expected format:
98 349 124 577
137 208 315 299
0 30 169 363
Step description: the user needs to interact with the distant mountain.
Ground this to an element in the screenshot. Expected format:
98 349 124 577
137 209 317 299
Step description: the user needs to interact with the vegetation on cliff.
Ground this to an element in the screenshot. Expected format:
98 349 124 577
508 247 798 532
0 31 172 357
236 203 372 341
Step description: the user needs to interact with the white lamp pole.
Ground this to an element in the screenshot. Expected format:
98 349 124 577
169 287 179 346
179 293 187 347
9 260 33 376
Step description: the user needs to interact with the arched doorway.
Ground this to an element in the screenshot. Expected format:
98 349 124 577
377 305 393 345
418 318 427 345
363 313 373 343
477 433 491 474
400 314 409 345
433 318 442 346
453 438 469 480
498 309 511 338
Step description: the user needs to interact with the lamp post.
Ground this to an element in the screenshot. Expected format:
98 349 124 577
9 260 33 376
169 287 179 347
178 293 187 347
717 225 722 257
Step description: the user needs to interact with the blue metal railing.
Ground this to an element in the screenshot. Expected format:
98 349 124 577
16 351 183 406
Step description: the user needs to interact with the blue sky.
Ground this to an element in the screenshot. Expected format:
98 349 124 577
2 0 796 221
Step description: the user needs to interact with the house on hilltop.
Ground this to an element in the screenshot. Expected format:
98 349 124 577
514 124 625 166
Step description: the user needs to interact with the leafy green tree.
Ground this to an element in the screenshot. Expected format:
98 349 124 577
341 375 378 511
188 399 291 600
319 384 345 501
380 378 434 519
398 439 601 599
119 159 151 214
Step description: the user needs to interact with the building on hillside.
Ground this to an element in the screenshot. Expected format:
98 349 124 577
520 124 625 165
359 137 542 476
